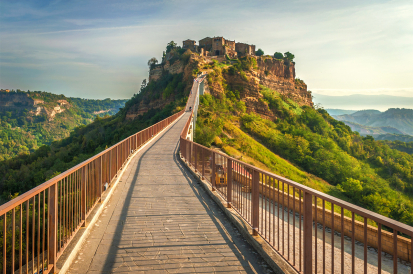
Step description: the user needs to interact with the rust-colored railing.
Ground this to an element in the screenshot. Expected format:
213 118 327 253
180 82 413 273
0 109 184 274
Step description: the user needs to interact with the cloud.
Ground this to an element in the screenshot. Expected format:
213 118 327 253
1 0 412 100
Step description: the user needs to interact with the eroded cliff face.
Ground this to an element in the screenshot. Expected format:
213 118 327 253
255 57 312 107
0 92 70 121
132 52 313 121
0 93 35 108
126 53 197 120
196 55 313 120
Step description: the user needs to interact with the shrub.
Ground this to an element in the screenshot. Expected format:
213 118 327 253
255 48 264 56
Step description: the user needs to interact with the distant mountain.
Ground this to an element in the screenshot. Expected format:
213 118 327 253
333 108 413 136
325 109 358 116
313 94 413 111
340 121 406 135
375 134 413 143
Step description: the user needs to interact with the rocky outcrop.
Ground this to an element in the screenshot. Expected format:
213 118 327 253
254 57 312 107
128 52 197 119
0 92 70 121
149 60 186 82
0 93 35 109
199 55 312 119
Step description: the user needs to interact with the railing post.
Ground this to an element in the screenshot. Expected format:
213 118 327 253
81 166 87 227
98 156 102 202
179 136 185 158
116 146 119 173
252 170 259 236
211 152 216 191
194 145 197 172
227 158 232 208
303 191 313 274
188 142 192 167
202 148 205 179
48 184 58 273
109 149 112 182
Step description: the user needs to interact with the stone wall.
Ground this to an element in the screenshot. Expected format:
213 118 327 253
236 43 255 56
199 37 212 51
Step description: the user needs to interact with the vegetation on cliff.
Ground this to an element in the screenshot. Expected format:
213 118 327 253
195 61 413 227
0 72 188 204
0 91 127 161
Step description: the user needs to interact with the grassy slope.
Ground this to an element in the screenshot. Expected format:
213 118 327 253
194 59 413 227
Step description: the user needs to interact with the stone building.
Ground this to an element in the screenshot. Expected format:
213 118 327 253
182 37 255 58
182 39 197 52
199 37 212 51
235 42 256 56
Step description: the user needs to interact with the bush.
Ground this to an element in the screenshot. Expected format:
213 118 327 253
273 52 283 59
255 49 264 56
284 51 295 62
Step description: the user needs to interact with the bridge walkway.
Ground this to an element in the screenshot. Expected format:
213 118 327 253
67 111 273 274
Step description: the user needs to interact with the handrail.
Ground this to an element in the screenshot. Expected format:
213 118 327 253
180 76 413 273
1 108 184 273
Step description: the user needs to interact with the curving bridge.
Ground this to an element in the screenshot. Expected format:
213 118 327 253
1 76 412 274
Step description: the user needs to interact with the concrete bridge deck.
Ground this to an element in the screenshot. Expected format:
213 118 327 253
67 111 273 274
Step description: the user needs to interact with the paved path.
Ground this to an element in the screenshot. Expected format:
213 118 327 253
67 111 273 274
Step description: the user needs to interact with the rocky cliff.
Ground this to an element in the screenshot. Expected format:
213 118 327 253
0 92 70 121
133 49 313 121
126 52 195 120
191 54 313 120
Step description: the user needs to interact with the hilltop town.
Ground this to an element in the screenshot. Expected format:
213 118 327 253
182 36 256 58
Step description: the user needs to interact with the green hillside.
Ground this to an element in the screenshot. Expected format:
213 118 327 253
0 71 188 204
195 66 413 227
0 91 127 161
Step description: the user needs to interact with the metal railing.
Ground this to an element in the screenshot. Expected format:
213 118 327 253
0 109 184 274
180 79 413 273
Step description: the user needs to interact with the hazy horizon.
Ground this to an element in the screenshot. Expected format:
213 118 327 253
313 93 413 111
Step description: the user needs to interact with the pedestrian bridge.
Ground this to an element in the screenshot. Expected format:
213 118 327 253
1 76 412 274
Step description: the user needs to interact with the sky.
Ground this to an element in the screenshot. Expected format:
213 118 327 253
1 0 413 103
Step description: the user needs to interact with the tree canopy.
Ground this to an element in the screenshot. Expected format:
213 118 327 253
284 51 295 61
147 57 158 68
255 48 264 56
273 52 283 59
166 41 177 53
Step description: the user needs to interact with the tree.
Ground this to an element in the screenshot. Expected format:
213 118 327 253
273 52 283 59
166 41 177 53
284 51 295 62
147 57 158 69
162 51 166 63
139 79 147 94
255 48 264 56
